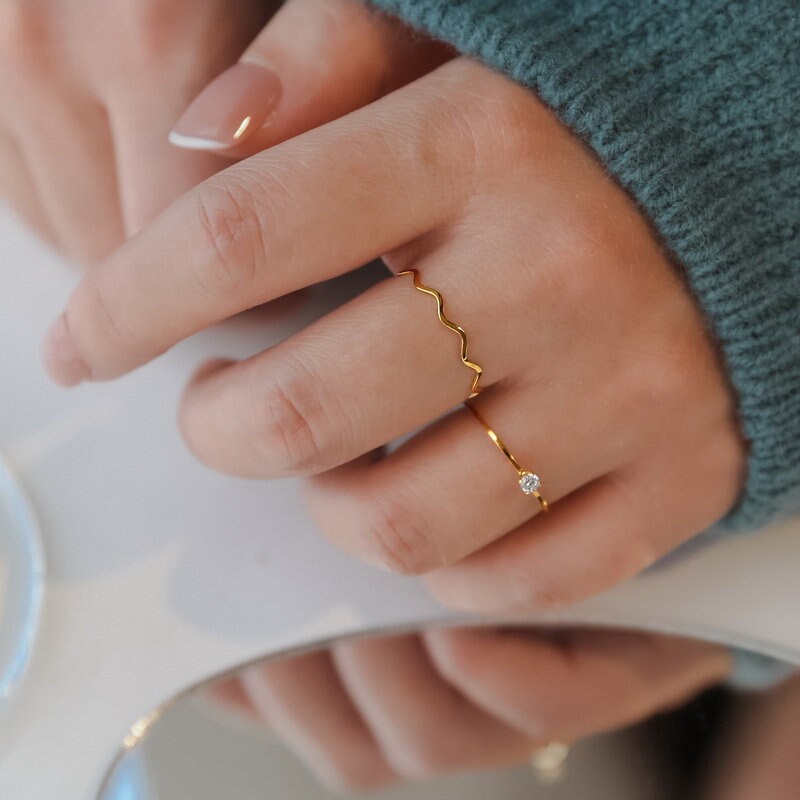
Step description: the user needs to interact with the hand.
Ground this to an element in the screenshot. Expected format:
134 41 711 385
0 0 442 265
0 0 265 265
41 7 746 612
206 628 730 792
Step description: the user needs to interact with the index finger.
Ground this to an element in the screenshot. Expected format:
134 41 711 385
42 61 482 385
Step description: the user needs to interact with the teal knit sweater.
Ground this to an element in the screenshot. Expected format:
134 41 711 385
371 0 800 531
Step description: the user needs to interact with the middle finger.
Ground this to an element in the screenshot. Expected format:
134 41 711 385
177 250 511 478
304 379 616 575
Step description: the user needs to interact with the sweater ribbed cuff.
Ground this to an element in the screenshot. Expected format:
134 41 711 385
371 0 800 530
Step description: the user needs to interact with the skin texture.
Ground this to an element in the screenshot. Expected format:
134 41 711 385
40 34 745 611
205 628 732 792
0 0 748 783
0 0 747 617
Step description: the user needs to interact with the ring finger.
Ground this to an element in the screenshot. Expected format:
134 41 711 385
177 194 608 482
303 374 619 575
177 237 527 479
424 423 744 613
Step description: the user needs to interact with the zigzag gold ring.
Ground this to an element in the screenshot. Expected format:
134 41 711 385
398 269 483 398
466 403 549 511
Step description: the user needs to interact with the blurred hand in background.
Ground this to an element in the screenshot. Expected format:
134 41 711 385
206 628 730 793
0 0 445 267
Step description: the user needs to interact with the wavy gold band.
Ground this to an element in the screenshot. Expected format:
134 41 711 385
466 403 549 511
399 269 483 398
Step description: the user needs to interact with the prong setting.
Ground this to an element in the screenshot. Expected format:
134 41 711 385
519 471 542 495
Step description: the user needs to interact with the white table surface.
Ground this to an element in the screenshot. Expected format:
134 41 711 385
1 208 799 799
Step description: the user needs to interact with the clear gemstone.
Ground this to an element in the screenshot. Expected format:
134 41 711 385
519 472 541 494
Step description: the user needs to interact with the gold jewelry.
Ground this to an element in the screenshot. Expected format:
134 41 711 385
398 269 483 398
530 742 569 784
466 403 549 511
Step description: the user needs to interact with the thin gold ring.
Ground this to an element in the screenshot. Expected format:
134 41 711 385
466 403 549 511
530 742 569 784
398 269 483 398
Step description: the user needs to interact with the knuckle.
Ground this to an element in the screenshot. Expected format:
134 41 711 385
436 64 537 172
301 0 355 40
408 105 481 196
616 336 699 435
364 495 440 576
398 64 541 212
571 212 624 271
471 94 538 170
640 342 697 413
542 208 626 299
253 366 327 475
192 180 266 301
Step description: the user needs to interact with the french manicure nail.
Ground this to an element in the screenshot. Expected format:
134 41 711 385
169 62 282 151
42 314 90 387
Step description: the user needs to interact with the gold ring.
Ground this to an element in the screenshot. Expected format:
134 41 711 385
466 403 549 511
530 742 569 784
398 269 483 398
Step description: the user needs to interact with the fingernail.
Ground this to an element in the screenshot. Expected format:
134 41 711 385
169 62 282 151
42 314 90 387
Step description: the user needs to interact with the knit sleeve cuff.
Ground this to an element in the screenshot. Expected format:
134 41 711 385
371 0 800 530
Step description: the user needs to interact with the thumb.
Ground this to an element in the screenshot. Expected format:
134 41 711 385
169 0 449 157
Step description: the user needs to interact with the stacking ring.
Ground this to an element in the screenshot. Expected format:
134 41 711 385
466 403 549 511
398 269 546 508
398 269 483 398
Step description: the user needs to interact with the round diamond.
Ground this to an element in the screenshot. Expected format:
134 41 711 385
519 472 541 495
